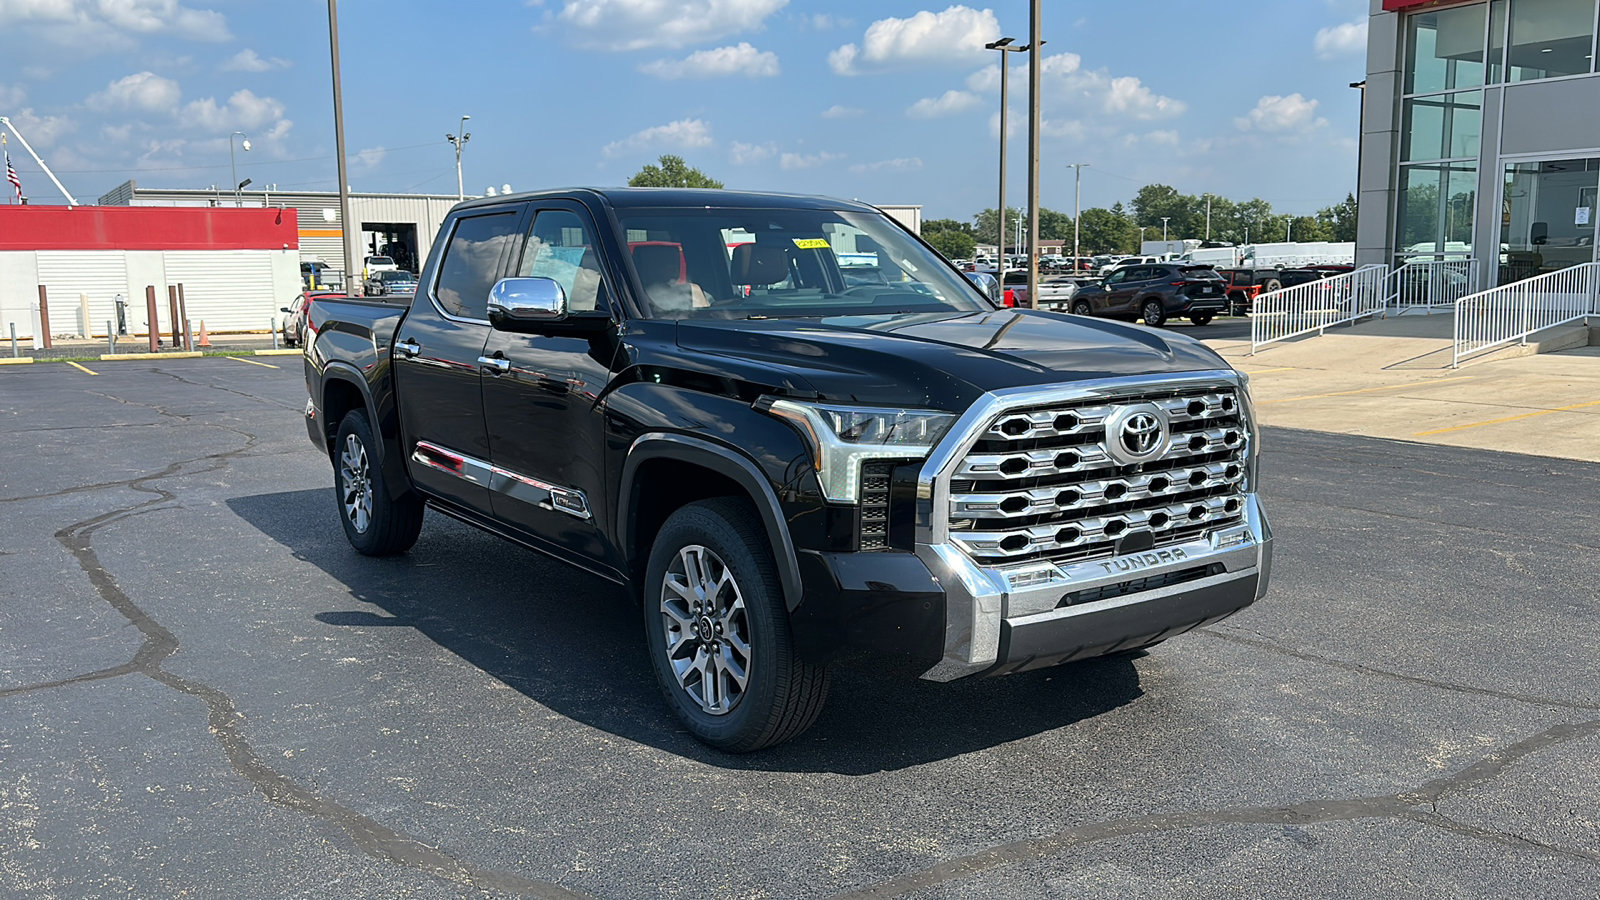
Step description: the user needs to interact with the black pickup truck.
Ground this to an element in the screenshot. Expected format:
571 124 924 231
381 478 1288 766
303 188 1272 751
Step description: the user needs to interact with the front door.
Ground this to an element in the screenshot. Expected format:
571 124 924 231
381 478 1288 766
393 206 524 514
481 204 623 566
1500 157 1600 283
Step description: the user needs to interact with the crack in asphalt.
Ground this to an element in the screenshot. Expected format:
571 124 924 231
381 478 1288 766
1197 627 1600 712
4 370 592 900
832 718 1600 897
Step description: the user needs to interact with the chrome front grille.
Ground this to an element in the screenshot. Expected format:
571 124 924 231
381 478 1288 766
946 385 1249 566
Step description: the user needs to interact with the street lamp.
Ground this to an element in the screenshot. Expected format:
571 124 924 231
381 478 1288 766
1161 216 1171 242
985 38 1029 266
446 115 471 203
229 131 250 207
1067 163 1089 269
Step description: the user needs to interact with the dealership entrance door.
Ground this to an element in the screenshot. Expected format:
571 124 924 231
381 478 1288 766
1500 157 1600 285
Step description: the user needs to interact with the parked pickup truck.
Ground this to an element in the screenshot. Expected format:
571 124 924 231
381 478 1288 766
303 188 1272 751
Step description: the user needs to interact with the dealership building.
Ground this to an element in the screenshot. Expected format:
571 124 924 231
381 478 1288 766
1359 0 1600 284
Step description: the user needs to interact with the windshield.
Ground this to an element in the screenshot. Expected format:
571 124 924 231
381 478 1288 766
614 207 991 319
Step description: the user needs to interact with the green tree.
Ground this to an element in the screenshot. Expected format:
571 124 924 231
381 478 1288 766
627 155 724 189
972 207 1027 252
924 228 976 260
1077 207 1136 253
923 217 974 238
1316 193 1358 242
1130 184 1197 240
1036 207 1073 241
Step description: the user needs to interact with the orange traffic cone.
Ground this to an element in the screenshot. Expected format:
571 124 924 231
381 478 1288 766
197 321 211 348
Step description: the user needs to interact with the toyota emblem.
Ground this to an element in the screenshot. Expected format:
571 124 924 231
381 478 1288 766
1103 403 1170 465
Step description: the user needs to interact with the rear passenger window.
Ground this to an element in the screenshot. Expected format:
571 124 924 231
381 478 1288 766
434 212 519 320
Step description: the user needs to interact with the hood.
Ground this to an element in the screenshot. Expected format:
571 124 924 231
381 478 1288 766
674 309 1232 411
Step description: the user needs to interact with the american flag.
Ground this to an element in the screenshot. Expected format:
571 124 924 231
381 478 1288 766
4 151 19 203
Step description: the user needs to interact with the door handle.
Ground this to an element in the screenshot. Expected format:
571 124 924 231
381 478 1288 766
396 338 421 359
478 355 511 374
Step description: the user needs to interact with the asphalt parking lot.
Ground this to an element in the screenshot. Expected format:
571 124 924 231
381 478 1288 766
2 359 1597 898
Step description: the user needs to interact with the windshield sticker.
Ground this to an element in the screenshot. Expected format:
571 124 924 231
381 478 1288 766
792 238 830 250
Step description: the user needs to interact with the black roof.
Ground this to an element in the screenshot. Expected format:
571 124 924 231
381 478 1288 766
453 187 881 214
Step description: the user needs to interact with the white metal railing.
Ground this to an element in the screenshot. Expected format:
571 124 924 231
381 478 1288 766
1251 264 1389 352
1453 263 1599 367
1384 258 1479 313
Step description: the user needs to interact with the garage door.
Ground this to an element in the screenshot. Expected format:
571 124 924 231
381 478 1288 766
162 251 281 332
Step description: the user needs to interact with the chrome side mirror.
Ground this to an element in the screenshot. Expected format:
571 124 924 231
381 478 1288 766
488 277 568 330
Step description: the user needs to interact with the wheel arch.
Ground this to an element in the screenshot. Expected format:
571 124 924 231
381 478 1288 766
321 364 411 501
621 434 805 612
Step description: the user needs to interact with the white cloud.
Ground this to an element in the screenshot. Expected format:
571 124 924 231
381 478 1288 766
222 48 290 72
87 71 182 113
0 83 25 108
849 157 922 174
969 53 1185 121
0 0 231 41
830 5 1000 75
555 0 787 51
729 141 776 164
907 89 979 119
354 147 386 169
821 104 864 119
640 42 779 79
1235 93 1326 132
179 88 287 132
779 150 843 170
1314 19 1367 60
602 118 713 158
7 107 75 148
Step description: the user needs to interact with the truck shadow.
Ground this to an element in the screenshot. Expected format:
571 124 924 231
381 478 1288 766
228 489 1145 775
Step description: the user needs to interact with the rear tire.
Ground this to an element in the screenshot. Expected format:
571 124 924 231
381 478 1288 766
1141 299 1167 328
1071 300 1093 317
643 498 829 752
1261 279 1281 293
335 409 424 556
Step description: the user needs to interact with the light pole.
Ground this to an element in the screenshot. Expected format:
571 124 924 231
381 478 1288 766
1160 217 1171 242
1067 163 1088 269
985 37 1029 267
446 115 471 203
229 131 250 207
1026 0 1043 307
328 0 356 294
1138 225 1148 248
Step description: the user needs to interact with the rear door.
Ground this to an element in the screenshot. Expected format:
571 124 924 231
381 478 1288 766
394 205 525 514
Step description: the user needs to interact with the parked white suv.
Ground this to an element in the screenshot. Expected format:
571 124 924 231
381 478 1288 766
1100 255 1165 277
363 255 399 278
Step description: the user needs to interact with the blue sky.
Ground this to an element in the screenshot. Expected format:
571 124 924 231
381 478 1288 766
0 1 1372 221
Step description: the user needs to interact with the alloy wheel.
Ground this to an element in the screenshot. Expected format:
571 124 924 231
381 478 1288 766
660 544 751 716
339 434 373 534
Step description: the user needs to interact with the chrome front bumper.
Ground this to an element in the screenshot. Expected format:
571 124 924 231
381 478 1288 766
916 492 1270 681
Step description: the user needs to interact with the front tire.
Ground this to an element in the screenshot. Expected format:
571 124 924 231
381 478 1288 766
1141 299 1167 328
643 498 829 752
335 410 424 556
1071 300 1093 317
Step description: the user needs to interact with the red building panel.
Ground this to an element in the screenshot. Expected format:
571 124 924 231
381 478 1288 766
0 205 299 251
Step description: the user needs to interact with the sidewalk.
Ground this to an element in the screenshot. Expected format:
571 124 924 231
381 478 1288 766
4 332 292 362
1208 316 1600 463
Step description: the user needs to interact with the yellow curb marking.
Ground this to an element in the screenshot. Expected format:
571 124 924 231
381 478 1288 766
222 355 279 369
65 361 98 375
1257 375 1477 406
0 357 35 365
1414 399 1600 436
254 349 304 356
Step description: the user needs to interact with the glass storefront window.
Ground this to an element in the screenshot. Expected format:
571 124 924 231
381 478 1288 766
1397 163 1478 259
1401 92 1483 161
1507 0 1597 81
1501 158 1600 280
1405 4 1488 94
1488 0 1509 83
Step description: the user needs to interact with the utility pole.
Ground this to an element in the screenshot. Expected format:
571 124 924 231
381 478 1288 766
985 38 1028 267
1068 163 1088 269
328 0 357 294
1025 0 1042 308
446 115 471 203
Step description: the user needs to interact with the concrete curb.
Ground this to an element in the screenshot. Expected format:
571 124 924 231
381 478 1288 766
0 357 35 365
100 351 205 361
254 349 304 356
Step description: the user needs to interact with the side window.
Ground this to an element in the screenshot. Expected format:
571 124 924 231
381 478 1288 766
434 212 519 320
518 209 609 313
1105 269 1126 285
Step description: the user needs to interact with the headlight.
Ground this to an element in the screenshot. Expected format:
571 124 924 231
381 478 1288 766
1235 372 1261 490
763 399 957 503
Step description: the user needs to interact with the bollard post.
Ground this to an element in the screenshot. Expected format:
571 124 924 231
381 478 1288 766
107 321 115 354
176 284 190 350
145 285 161 352
271 318 279 350
37 286 53 350
79 293 91 339
9 323 16 358
167 286 181 349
